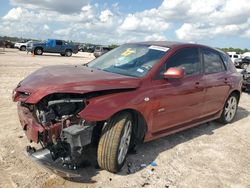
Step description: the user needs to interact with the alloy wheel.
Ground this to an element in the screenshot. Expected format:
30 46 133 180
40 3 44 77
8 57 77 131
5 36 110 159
117 120 132 165
224 96 237 122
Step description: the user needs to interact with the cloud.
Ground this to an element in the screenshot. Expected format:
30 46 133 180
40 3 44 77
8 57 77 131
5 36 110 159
3 7 23 20
145 33 167 41
43 24 50 31
1 0 250 45
10 0 89 14
162 0 250 41
99 9 113 23
119 12 169 33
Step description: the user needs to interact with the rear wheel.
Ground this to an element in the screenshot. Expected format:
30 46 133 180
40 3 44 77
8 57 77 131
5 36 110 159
97 112 132 173
65 50 72 57
218 93 238 124
241 63 248 69
35 48 43 55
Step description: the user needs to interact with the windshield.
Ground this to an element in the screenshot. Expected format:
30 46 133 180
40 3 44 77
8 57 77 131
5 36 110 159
88 44 169 77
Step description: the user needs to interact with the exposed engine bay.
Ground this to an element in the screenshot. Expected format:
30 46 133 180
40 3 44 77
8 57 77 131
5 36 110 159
19 93 100 170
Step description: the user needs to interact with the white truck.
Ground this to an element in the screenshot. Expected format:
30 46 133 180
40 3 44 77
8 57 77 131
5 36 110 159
14 40 31 51
227 52 242 63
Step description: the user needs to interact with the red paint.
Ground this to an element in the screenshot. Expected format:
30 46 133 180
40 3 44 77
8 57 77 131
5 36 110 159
14 42 242 144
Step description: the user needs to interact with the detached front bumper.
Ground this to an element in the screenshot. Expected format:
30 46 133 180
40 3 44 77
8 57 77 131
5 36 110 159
27 148 81 178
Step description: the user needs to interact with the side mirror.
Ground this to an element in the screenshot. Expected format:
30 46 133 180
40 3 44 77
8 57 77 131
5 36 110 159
163 67 185 79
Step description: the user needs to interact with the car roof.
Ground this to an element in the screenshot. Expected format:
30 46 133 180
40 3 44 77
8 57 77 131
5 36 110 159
130 41 226 55
132 41 185 48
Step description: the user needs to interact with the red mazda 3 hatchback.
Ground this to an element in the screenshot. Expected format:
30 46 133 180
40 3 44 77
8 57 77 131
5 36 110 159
13 41 242 176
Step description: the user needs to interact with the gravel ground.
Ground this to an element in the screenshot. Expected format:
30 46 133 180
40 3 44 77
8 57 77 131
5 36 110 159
0 48 250 188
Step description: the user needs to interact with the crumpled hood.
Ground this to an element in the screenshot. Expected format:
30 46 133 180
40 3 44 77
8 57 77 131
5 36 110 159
14 65 141 103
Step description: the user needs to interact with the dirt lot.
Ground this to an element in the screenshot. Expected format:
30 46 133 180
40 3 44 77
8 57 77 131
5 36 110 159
0 48 250 188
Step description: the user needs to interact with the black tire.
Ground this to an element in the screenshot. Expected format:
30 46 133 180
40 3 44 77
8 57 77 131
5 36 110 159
97 112 133 173
60 53 65 56
20 46 26 51
218 93 239 124
35 48 43 55
241 63 248 69
65 50 72 57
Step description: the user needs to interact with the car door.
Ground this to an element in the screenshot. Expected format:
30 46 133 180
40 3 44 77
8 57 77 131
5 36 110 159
55 40 63 53
45 39 55 52
151 47 205 133
201 48 231 116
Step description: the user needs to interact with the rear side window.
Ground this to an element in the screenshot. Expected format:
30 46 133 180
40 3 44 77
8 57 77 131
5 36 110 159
202 49 225 74
56 40 63 45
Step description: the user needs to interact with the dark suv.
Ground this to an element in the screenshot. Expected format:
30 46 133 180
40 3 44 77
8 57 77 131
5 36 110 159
242 65 250 91
234 56 250 69
13 41 242 177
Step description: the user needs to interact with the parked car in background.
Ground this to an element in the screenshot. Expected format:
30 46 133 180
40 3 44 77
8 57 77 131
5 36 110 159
26 39 78 56
14 40 30 51
5 40 15 48
94 45 112 58
229 54 241 63
0 40 15 48
13 41 242 177
234 56 250 69
241 65 250 91
79 44 96 53
228 52 242 63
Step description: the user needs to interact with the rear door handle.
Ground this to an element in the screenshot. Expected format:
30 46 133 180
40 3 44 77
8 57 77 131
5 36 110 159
195 82 201 88
224 78 229 84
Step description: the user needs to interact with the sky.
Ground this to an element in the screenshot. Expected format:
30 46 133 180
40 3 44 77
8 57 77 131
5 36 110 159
0 0 250 48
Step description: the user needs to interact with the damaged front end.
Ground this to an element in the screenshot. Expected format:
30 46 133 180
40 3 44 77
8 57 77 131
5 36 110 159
16 93 98 177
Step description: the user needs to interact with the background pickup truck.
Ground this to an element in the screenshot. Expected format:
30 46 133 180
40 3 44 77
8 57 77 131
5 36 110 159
27 39 78 57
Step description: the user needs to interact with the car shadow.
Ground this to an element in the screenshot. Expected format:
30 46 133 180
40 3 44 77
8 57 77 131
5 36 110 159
30 53 93 59
65 105 249 184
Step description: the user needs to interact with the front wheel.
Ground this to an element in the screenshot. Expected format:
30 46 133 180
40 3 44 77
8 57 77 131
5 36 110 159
97 113 132 173
218 93 238 124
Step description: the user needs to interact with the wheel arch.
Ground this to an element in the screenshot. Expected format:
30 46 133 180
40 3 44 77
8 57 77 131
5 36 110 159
111 109 148 145
230 89 241 102
65 49 72 52
34 46 43 51
92 108 148 147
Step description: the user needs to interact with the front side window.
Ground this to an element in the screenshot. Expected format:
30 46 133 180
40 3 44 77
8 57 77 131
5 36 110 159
88 44 168 77
202 49 225 74
56 40 63 45
154 48 200 79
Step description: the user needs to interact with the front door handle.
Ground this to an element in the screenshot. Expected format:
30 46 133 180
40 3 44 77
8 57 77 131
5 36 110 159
224 78 229 84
